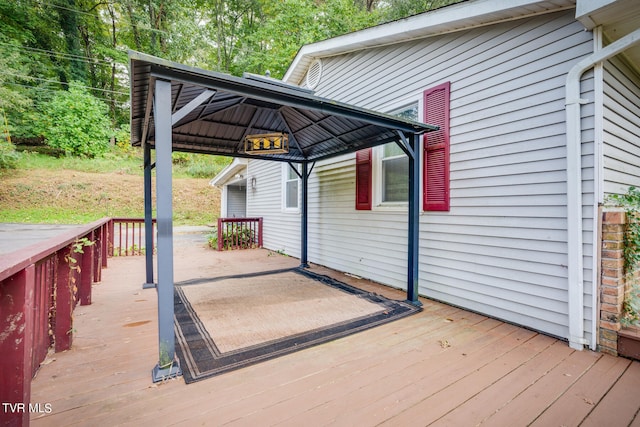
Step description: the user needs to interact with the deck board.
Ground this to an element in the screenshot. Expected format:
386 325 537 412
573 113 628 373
530 355 632 426
29 247 640 426
580 361 640 427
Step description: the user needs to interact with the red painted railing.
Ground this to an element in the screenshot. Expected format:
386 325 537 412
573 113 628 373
217 217 263 251
109 217 156 256
0 218 110 426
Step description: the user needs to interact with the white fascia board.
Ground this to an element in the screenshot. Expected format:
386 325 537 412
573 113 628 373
575 0 614 30
209 158 248 187
576 0 617 20
284 0 576 84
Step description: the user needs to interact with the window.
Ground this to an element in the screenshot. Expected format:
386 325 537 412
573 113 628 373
377 103 417 205
355 84 450 212
381 142 408 203
283 163 299 210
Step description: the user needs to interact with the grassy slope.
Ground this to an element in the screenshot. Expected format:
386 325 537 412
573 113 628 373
0 151 223 225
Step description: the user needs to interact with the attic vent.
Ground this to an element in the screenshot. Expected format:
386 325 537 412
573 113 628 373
306 59 323 89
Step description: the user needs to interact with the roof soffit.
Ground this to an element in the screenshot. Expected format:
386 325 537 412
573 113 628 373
576 0 640 73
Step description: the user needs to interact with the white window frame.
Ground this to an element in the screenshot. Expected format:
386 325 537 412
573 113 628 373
372 102 419 210
282 163 300 212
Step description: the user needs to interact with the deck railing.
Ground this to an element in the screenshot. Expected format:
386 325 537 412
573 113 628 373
109 217 157 256
0 218 111 426
217 217 263 251
0 216 202 425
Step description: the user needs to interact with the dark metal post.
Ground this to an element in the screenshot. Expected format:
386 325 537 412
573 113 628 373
300 162 309 268
151 78 181 382
143 142 155 288
407 133 421 305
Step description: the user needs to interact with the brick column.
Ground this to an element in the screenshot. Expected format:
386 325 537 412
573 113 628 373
599 209 626 355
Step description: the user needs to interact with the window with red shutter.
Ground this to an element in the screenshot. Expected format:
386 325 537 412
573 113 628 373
423 82 450 212
355 148 372 210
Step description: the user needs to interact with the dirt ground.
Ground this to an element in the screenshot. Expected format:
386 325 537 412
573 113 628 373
0 168 221 225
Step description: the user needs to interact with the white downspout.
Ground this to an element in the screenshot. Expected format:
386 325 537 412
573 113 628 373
566 27 640 350
591 26 604 351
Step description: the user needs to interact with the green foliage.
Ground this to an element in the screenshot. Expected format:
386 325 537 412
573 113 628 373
172 152 232 178
71 237 95 254
0 138 20 170
623 284 640 326
209 225 257 250
15 150 143 174
607 187 640 326
38 83 113 157
111 125 136 157
234 0 378 78
378 0 465 22
0 0 464 145
207 233 217 249
608 187 640 273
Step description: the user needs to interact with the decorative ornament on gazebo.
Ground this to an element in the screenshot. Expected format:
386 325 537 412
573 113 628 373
244 132 289 155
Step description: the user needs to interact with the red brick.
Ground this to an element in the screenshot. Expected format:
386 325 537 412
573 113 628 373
601 293 624 306
598 341 618 356
600 328 619 342
601 303 621 314
601 286 624 296
602 249 623 259
602 268 624 278
602 258 625 269
602 277 623 287
602 232 625 241
602 224 625 233
603 210 626 224
602 241 624 250
599 319 621 332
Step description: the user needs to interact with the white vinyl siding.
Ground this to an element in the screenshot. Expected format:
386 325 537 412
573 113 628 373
603 56 640 196
226 185 246 218
246 160 300 256
298 10 594 342
308 154 409 286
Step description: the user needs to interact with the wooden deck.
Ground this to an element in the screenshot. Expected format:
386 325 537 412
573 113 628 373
29 246 640 426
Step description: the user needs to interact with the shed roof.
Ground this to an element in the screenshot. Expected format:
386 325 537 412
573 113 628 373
129 51 437 163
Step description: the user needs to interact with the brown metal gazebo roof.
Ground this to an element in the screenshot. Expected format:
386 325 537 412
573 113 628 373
129 51 436 163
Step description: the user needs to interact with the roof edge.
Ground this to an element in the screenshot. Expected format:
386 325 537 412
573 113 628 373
283 0 576 84
209 158 248 187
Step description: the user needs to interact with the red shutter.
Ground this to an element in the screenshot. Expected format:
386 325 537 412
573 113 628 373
355 148 372 210
423 82 450 211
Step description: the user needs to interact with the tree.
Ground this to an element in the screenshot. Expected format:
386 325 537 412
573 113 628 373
232 0 377 78
0 0 464 152
379 0 465 22
38 83 112 157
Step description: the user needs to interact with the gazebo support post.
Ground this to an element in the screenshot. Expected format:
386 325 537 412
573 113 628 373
407 133 422 306
300 161 309 268
143 142 155 289
151 78 181 382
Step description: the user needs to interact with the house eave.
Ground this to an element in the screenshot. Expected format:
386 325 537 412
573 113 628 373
209 158 248 188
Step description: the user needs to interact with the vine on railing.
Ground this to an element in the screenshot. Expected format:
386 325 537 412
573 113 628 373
66 237 96 315
607 186 640 326
210 225 257 250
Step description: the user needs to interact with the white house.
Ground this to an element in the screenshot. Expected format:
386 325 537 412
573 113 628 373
212 0 640 351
